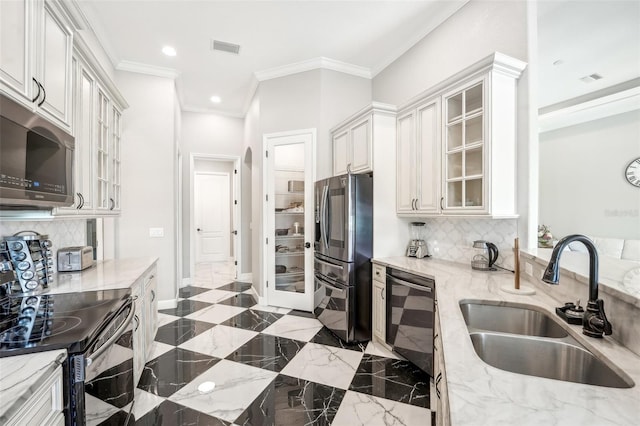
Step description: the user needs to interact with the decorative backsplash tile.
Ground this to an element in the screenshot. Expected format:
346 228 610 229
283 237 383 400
0 219 87 267
422 217 518 270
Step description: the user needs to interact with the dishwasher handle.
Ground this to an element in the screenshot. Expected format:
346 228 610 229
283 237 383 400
387 275 433 293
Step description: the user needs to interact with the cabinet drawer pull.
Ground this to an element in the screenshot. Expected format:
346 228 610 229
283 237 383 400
151 290 155 302
134 315 140 331
37 82 46 107
440 197 444 210
31 78 41 103
381 287 385 300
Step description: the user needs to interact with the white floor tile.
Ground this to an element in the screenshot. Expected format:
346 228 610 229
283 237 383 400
122 388 166 420
178 324 258 358
85 394 121 426
364 341 401 359
185 304 247 324
332 390 431 426
280 342 363 390
156 312 180 328
188 289 237 304
261 315 323 342
249 304 292 315
168 359 277 422
146 341 175 361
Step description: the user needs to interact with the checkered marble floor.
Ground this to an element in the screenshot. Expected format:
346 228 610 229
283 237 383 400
129 263 434 425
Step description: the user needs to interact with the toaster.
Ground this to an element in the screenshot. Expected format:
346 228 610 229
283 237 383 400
57 246 95 272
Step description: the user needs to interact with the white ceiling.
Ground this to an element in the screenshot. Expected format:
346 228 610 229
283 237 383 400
537 0 640 108
77 0 467 117
76 1 640 116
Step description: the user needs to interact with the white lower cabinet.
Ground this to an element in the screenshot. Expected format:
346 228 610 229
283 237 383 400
131 264 158 386
6 365 64 426
434 301 450 425
372 263 391 348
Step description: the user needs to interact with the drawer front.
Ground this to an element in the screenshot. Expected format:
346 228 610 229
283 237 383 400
7 365 63 426
373 264 386 282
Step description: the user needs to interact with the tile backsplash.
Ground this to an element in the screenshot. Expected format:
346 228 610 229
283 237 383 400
422 217 518 270
0 219 87 256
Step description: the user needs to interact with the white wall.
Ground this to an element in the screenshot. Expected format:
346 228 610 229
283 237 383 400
115 71 176 302
372 0 528 106
539 110 640 240
180 111 244 278
243 96 260 280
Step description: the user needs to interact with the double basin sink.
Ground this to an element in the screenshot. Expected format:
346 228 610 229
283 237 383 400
459 300 634 388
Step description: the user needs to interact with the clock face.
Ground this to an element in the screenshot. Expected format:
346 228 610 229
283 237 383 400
626 158 640 187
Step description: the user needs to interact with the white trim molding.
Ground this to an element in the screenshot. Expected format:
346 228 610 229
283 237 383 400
117 60 180 79
158 299 178 310
539 86 640 132
237 272 253 283
255 57 371 82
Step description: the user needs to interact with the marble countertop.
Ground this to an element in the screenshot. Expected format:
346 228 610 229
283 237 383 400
46 257 158 294
0 349 67 422
373 256 640 425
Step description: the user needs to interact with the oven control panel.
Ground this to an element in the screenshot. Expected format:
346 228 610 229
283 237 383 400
0 233 54 294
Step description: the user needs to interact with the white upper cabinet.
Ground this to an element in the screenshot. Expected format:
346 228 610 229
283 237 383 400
397 53 526 218
0 0 73 132
331 103 396 176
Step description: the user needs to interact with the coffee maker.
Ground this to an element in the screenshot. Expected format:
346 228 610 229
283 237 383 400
406 222 428 258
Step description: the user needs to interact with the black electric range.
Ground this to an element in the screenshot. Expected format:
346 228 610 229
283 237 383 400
0 289 131 357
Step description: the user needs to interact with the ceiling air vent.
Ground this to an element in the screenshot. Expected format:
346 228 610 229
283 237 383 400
211 40 241 55
580 73 603 83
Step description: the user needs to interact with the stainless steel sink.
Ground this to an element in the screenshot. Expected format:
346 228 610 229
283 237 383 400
460 300 568 338
459 300 634 388
469 332 633 388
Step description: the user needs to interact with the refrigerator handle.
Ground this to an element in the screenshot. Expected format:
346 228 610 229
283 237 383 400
322 184 330 250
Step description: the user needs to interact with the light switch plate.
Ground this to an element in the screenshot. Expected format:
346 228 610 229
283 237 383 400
149 227 164 238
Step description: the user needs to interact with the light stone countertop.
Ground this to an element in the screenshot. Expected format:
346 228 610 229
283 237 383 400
46 257 158 295
0 349 67 422
373 256 640 426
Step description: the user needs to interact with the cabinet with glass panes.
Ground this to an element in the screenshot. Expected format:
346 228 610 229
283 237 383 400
273 170 305 293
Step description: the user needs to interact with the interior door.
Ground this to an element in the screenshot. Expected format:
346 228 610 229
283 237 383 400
195 172 231 263
264 129 315 311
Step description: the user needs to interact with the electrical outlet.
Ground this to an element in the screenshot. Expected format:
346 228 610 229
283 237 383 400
525 262 533 276
149 228 164 238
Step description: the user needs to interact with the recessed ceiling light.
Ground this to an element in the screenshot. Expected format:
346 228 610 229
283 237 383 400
162 46 177 57
210 95 221 103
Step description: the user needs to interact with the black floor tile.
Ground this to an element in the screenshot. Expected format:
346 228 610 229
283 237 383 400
154 318 215 346
288 309 315 318
216 293 257 308
311 327 367 352
100 409 135 426
220 309 283 332
159 299 212 317
86 358 134 408
178 285 212 298
234 374 345 426
348 354 431 408
137 347 220 398
216 281 252 292
135 400 230 426
226 333 304 372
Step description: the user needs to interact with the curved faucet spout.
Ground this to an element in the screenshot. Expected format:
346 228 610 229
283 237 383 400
542 234 599 301
541 234 611 338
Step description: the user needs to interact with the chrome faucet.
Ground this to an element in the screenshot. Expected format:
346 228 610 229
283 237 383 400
542 234 612 338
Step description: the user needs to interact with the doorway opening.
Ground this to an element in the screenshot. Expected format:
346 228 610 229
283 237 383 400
189 154 241 284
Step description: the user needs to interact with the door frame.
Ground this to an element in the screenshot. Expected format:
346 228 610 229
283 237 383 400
189 153 241 284
262 128 316 311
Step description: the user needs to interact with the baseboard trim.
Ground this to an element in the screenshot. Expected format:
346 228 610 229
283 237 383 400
158 299 178 310
181 277 191 287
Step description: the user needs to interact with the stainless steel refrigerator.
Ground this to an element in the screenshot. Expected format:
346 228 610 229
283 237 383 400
314 173 373 343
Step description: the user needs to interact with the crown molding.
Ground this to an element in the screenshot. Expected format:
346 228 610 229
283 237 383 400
181 105 245 119
254 57 371 82
242 76 260 116
117 60 180 79
539 86 640 132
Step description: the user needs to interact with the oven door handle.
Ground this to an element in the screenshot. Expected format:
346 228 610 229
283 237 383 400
315 274 345 293
85 299 135 366
387 275 433 293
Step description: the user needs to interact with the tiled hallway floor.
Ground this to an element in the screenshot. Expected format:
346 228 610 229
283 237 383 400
132 262 433 425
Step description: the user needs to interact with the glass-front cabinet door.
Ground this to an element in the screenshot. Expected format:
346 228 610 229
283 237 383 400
264 130 315 311
443 79 485 211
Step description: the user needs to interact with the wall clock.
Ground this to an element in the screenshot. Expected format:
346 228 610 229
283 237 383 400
625 157 640 187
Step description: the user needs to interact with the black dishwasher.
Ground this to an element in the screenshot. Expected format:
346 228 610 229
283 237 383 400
385 268 435 375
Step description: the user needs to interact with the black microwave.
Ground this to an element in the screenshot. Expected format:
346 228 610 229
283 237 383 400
0 94 74 209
